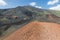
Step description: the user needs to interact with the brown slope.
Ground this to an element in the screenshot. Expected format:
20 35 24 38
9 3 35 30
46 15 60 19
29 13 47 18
48 14 60 21
3 21 60 40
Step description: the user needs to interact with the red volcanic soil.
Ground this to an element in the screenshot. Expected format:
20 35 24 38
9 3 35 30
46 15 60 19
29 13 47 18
48 14 54 19
3 21 60 40
48 14 60 21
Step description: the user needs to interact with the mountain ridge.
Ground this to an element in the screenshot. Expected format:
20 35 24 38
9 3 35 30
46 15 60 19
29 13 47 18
3 21 60 40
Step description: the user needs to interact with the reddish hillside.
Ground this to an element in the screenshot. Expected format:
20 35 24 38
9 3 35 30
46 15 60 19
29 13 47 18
48 14 60 21
48 14 55 19
3 21 60 40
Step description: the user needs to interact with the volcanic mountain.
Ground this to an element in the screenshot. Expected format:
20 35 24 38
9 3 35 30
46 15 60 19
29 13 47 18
3 21 60 40
0 6 60 40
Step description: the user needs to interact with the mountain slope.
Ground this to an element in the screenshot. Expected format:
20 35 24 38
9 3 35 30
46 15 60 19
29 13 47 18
0 6 60 39
3 21 60 40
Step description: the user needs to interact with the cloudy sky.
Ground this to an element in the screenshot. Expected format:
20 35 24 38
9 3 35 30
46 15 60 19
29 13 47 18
0 0 60 10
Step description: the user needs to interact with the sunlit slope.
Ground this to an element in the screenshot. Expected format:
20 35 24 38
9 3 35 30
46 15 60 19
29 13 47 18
4 21 60 40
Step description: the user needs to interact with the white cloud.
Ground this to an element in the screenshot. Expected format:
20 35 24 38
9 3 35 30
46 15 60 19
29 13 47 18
35 6 42 8
29 2 42 8
49 4 60 10
47 0 59 5
29 2 36 6
0 0 7 6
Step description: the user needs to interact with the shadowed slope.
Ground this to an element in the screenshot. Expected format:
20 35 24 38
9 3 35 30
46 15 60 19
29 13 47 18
3 21 60 40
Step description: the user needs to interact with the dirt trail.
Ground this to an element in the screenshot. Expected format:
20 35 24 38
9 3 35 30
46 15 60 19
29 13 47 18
3 21 60 40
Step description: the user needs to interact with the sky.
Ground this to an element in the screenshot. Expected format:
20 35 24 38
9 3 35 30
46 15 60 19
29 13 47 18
0 0 60 10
